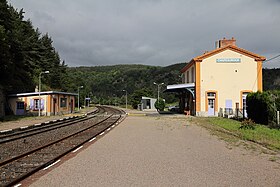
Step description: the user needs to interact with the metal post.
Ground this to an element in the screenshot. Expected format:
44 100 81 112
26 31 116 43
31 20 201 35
154 82 164 101
277 111 279 125
122 90 128 109
38 71 49 117
125 90 127 109
78 88 80 111
38 73 41 117
78 86 83 111
157 85 159 101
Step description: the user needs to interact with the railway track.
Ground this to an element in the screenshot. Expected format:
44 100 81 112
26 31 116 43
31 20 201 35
0 106 126 186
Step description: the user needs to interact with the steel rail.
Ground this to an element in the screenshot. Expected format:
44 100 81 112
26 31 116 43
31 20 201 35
0 106 126 186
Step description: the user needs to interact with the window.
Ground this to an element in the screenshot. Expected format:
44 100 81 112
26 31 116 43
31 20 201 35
207 92 215 97
60 98 67 107
208 99 214 108
17 102 24 109
34 99 39 109
191 67 194 82
182 74 185 83
30 99 44 110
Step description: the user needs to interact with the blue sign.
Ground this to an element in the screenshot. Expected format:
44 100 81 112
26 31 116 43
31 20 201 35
216 58 241 63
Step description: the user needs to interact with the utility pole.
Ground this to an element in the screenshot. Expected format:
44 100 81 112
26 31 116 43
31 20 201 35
153 82 164 101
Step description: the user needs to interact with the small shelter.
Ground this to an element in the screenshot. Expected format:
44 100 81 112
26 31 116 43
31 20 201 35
8 91 77 116
141 97 157 110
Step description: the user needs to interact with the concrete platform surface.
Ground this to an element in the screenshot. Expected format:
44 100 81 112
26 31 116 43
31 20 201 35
27 115 280 187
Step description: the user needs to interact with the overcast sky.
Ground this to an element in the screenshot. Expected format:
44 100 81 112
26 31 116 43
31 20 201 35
8 0 280 68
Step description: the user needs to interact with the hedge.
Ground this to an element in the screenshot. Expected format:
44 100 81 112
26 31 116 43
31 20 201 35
247 91 279 128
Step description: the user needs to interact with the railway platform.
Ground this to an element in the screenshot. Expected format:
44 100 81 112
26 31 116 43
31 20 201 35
22 109 280 187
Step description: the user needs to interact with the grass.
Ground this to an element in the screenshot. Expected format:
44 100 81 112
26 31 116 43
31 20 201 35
194 117 280 151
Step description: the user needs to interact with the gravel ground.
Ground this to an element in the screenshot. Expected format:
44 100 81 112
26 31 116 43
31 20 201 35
0 108 96 131
27 114 280 187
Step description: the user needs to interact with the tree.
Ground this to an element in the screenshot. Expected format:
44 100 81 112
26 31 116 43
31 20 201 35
155 98 165 111
130 88 153 109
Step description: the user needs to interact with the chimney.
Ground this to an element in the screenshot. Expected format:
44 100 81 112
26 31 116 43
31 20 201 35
217 37 236 48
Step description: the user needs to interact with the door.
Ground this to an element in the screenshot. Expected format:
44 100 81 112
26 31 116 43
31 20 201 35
208 99 215 116
53 98 57 115
16 102 25 115
70 99 73 113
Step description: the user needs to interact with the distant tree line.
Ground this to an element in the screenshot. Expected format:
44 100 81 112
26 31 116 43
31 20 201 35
1 0 280 111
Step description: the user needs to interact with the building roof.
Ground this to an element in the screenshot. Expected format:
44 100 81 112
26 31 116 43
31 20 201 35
181 45 266 73
164 83 195 97
9 91 78 97
141 96 157 100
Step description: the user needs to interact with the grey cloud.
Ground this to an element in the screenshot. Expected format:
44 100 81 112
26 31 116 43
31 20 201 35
9 0 280 68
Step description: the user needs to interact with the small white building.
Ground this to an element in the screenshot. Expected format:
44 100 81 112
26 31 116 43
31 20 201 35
141 97 157 110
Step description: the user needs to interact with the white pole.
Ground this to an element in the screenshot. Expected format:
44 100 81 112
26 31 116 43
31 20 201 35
277 111 280 125
78 86 83 111
38 71 49 117
157 84 159 101
125 90 127 109
38 73 41 117
154 82 164 101
78 88 80 111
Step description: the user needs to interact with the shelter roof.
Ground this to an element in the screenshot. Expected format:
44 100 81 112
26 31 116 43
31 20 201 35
9 91 78 97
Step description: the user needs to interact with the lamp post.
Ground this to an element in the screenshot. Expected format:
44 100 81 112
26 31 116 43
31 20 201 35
38 71 50 117
122 90 128 109
78 86 83 111
153 82 164 101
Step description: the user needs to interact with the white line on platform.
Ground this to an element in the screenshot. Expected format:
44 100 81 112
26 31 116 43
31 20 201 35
112 125 115 128
107 128 111 131
0 129 12 133
100 132 105 136
14 183 22 187
20 126 28 129
52 120 57 122
89 137 96 142
45 121 50 124
72 146 83 153
34 123 42 126
43 160 61 170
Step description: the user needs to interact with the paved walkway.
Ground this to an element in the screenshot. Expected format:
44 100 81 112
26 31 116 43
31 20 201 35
26 114 280 187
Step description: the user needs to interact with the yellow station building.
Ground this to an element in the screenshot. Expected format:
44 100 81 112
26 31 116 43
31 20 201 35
166 38 266 117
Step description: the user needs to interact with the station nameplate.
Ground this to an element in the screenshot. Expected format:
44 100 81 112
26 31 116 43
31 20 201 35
216 58 241 63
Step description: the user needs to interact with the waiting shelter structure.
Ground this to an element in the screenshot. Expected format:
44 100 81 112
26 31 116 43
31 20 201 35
8 91 77 116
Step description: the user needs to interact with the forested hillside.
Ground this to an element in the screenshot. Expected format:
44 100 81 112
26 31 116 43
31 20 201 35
65 63 186 105
1 0 279 109
0 0 67 93
263 68 280 90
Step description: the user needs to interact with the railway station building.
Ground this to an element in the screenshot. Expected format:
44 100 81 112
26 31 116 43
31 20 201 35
165 37 266 117
8 91 77 116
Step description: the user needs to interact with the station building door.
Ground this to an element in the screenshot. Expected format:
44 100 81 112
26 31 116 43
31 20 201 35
207 92 217 116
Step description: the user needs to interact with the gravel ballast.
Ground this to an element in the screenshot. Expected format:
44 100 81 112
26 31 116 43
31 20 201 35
24 115 280 186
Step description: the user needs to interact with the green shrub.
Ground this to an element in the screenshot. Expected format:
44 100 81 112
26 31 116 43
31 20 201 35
247 91 277 127
155 98 165 111
239 119 256 130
